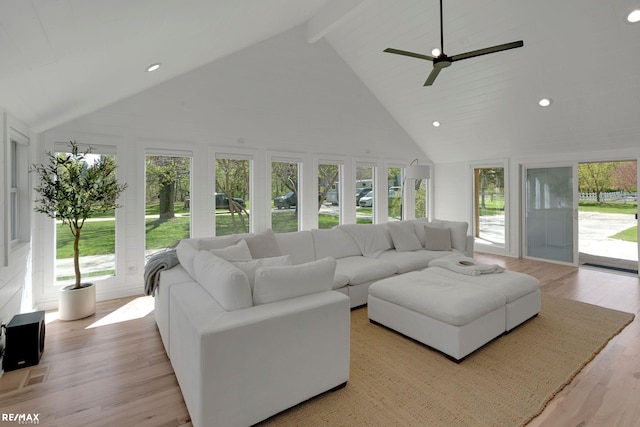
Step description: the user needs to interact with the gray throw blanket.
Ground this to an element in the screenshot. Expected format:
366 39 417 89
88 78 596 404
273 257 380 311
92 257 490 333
144 249 179 296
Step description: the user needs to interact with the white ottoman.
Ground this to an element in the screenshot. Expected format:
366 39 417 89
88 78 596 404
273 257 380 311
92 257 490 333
368 271 507 362
425 266 541 331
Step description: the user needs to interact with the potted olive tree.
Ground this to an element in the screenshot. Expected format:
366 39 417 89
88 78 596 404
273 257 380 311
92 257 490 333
32 142 127 321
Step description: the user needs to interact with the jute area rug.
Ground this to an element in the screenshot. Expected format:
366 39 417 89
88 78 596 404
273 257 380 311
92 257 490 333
260 294 634 427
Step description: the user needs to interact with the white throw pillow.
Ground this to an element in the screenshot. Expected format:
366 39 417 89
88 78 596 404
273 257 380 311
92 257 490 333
244 228 283 259
253 257 336 305
176 240 199 280
388 221 422 252
232 255 292 291
193 251 253 311
209 239 253 262
424 225 452 251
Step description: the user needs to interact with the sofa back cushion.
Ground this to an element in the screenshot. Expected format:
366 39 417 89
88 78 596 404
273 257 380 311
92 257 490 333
409 217 431 246
338 223 393 258
388 221 422 252
430 219 468 252
182 233 254 251
244 229 283 259
193 251 253 311
274 230 316 264
311 228 362 259
253 257 336 305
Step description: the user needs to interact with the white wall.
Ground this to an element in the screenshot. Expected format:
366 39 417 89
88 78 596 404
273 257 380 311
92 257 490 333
34 24 428 308
0 111 35 346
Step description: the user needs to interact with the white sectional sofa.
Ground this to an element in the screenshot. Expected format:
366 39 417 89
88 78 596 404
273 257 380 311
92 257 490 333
154 218 473 426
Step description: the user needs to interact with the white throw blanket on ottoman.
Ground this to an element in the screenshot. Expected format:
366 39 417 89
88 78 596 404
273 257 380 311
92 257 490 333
429 254 505 276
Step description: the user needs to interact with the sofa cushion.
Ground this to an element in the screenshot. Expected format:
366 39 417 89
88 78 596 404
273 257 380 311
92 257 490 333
376 250 431 273
244 229 283 259
338 223 393 258
209 239 253 261
232 255 292 291
312 228 361 259
409 217 431 246
334 256 399 286
415 249 460 264
424 225 453 251
193 251 253 311
388 221 422 252
274 230 315 265
176 239 200 280
186 233 254 251
430 219 468 252
333 272 350 289
253 257 336 305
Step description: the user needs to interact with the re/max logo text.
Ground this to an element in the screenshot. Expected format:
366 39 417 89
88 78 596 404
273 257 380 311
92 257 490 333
1 413 40 424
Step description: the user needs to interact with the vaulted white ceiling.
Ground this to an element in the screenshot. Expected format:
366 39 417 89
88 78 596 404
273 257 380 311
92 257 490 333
2 0 639 163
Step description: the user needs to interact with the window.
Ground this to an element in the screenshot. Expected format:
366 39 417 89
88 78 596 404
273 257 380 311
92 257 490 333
10 139 18 242
272 161 299 232
356 165 375 224
145 154 191 256
8 131 29 249
387 166 402 221
54 146 118 283
215 157 251 236
414 178 428 219
318 163 341 229
473 166 506 247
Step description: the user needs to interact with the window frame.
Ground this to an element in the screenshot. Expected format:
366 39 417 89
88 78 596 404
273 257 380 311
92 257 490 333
470 159 510 255
214 152 254 236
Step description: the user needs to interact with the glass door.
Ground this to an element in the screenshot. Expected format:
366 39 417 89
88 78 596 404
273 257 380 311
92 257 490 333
524 165 578 265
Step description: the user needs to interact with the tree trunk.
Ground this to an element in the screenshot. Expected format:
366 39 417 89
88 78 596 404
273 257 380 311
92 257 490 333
159 183 175 220
73 225 82 289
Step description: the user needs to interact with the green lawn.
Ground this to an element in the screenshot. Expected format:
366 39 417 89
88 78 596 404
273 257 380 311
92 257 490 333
579 202 638 214
56 221 116 259
609 226 638 242
145 217 190 249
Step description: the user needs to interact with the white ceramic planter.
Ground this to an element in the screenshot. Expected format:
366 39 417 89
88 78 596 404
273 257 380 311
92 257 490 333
58 283 96 321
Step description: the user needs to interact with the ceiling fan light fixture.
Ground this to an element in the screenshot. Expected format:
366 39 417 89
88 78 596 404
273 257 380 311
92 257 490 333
146 63 161 72
432 121 441 127
627 9 640 23
431 48 441 56
538 98 552 107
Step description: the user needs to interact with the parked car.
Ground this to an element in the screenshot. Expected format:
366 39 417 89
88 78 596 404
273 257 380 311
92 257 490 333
215 193 246 210
356 187 372 205
358 191 374 207
388 186 401 198
274 191 297 209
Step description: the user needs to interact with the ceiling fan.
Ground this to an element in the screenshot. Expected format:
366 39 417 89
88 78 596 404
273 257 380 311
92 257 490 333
384 0 523 86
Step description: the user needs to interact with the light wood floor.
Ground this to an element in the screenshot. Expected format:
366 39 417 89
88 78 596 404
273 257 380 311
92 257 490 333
1 254 638 427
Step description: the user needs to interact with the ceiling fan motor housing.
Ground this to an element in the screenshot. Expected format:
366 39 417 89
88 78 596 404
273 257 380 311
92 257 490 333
433 55 452 68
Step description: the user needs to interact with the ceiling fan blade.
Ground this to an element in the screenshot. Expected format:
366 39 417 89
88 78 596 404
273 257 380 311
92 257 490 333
450 40 523 62
384 48 434 61
424 67 442 86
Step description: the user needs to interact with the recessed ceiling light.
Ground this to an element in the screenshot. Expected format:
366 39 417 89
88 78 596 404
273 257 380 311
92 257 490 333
628 9 640 23
432 121 441 127
538 98 552 107
146 63 161 72
431 48 441 57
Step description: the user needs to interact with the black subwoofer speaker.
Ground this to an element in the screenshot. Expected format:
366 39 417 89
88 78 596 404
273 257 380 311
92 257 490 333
3 311 45 371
